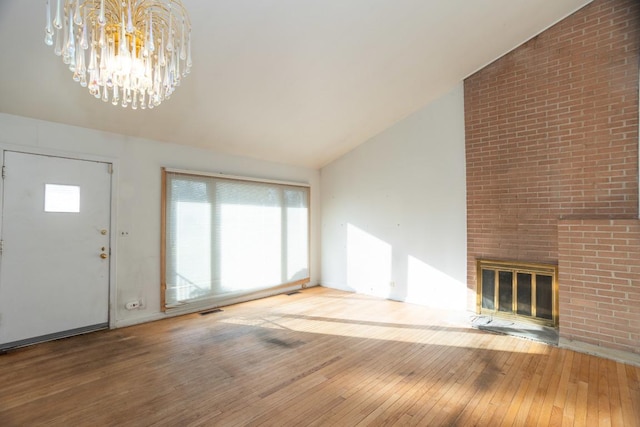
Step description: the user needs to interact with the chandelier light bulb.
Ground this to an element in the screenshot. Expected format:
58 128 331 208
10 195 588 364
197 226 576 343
45 0 192 109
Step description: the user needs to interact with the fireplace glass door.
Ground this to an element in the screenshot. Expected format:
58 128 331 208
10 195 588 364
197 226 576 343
477 260 558 327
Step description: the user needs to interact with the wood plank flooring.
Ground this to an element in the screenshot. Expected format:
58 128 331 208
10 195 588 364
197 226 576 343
1 286 639 426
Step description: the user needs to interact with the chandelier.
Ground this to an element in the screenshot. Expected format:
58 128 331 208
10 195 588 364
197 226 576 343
44 0 192 109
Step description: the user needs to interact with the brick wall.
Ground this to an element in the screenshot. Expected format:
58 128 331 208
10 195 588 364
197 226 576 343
464 0 639 314
464 0 640 354
558 220 640 354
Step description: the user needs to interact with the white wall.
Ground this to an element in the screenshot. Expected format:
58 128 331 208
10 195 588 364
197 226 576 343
320 84 468 310
0 113 320 327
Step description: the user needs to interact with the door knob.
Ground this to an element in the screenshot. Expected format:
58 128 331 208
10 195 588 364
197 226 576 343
100 253 108 259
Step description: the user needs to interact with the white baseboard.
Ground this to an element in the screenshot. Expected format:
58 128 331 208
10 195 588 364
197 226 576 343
114 313 166 328
112 283 320 329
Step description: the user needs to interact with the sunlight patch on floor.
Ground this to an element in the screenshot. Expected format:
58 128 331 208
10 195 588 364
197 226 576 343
219 314 548 353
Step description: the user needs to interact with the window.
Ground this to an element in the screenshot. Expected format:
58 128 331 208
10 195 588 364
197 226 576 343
162 169 310 311
44 184 80 213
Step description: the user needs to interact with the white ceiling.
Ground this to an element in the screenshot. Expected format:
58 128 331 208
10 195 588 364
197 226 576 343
0 0 592 169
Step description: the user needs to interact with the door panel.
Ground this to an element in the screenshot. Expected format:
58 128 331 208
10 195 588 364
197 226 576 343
0 151 111 349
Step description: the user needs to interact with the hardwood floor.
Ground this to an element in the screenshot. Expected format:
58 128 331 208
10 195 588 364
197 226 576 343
1 286 639 426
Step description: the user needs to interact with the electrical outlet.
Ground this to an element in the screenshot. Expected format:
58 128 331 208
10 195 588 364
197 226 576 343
125 300 141 310
390 281 395 288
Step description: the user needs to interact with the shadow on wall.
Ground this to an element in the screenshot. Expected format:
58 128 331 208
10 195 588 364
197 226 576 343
346 223 466 310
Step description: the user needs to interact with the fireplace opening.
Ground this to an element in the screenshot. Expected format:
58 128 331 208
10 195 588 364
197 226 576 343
477 259 558 327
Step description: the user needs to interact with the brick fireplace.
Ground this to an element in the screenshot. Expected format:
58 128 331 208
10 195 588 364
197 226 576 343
464 0 639 358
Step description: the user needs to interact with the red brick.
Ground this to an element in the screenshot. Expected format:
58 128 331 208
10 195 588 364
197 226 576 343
466 0 640 355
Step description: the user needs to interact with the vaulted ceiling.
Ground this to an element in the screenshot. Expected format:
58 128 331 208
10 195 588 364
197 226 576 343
0 1 592 168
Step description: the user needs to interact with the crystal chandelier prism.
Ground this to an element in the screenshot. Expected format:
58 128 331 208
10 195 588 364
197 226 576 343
44 0 192 109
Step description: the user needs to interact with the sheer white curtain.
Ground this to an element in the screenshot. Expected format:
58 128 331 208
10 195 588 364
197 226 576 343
164 171 309 309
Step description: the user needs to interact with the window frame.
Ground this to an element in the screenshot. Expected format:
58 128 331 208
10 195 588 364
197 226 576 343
161 167 311 312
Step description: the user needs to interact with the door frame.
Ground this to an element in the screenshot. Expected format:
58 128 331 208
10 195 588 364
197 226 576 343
0 143 119 329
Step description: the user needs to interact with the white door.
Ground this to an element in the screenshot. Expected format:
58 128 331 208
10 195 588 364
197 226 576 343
0 151 111 349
